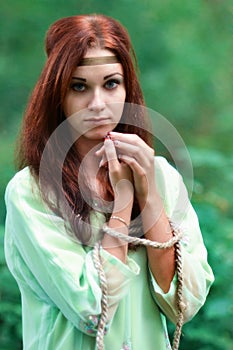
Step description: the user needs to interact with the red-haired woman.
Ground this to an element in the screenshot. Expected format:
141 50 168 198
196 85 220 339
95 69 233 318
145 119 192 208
4 15 214 350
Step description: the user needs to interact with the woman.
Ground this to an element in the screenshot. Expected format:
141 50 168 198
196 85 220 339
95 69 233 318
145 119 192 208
4 14 214 350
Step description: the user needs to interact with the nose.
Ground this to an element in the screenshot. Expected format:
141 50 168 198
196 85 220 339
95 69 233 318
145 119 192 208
88 89 106 113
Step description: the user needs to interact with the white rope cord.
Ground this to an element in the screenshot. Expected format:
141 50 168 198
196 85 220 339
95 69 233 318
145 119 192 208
102 223 183 249
172 237 185 350
93 221 184 350
93 241 109 350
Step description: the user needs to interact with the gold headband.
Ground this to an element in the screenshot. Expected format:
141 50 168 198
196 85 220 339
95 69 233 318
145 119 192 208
79 56 120 66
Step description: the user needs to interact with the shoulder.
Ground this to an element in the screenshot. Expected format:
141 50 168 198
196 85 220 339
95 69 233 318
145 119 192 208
154 156 189 217
154 156 181 187
5 167 41 207
5 167 36 194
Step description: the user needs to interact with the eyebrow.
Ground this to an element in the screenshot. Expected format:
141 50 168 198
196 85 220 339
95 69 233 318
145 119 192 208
71 73 123 82
103 73 123 80
72 77 86 82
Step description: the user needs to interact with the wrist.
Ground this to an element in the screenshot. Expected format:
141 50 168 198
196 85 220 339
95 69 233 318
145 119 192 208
113 189 134 216
138 189 162 211
137 184 160 209
111 208 132 227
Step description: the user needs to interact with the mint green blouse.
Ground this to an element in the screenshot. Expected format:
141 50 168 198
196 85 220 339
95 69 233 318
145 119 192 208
4 157 214 350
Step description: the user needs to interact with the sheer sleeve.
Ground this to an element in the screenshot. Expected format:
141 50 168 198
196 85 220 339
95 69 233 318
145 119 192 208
148 157 214 324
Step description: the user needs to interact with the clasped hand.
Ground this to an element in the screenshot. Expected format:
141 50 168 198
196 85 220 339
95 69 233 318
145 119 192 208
96 132 156 209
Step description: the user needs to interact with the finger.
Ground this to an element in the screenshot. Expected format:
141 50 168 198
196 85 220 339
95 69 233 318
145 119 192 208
114 140 154 167
104 139 120 171
119 154 145 177
95 144 105 156
99 154 107 168
111 132 154 163
113 140 137 158
110 132 144 147
119 155 150 201
95 144 107 168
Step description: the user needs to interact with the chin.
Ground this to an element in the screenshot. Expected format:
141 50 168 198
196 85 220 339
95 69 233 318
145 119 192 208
83 125 113 141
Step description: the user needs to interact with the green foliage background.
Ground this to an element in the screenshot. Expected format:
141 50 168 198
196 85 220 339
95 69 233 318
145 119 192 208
0 1 232 349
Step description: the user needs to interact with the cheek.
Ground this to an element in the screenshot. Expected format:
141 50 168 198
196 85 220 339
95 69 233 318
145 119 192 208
110 102 125 122
114 90 126 119
63 95 82 118
63 95 71 118
119 87 126 101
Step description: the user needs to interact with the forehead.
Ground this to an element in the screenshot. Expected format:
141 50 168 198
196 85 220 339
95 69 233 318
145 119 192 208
72 62 123 77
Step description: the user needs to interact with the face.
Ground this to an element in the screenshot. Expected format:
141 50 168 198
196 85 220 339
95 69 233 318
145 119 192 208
63 48 126 141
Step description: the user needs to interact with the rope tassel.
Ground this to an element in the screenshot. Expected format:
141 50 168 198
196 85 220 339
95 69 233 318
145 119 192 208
93 221 184 350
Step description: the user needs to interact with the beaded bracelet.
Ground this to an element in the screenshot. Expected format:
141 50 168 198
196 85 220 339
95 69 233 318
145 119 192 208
110 215 128 227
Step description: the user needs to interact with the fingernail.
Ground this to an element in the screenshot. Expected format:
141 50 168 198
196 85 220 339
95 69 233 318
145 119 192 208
104 132 111 140
99 159 103 168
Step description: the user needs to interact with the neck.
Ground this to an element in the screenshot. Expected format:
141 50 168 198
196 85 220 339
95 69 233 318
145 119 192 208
75 135 103 165
75 136 108 201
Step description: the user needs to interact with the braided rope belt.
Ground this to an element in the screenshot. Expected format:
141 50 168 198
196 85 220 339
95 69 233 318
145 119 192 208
93 222 185 350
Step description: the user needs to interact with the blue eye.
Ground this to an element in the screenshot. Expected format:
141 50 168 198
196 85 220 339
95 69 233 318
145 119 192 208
105 79 120 90
71 82 86 92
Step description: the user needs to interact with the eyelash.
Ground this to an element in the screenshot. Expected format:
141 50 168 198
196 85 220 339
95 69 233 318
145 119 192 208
70 82 86 92
105 79 121 90
70 78 121 92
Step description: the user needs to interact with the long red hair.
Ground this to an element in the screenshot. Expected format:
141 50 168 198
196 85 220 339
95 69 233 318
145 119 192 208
17 14 152 243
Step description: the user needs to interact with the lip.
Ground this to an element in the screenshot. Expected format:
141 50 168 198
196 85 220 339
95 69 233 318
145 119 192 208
84 117 111 124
